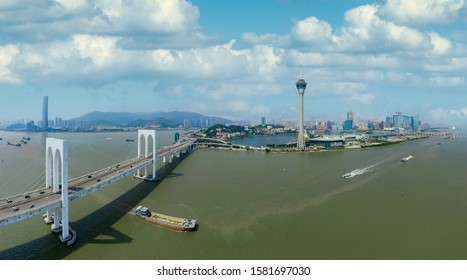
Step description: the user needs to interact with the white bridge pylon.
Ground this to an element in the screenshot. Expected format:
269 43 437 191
43 138 75 245
135 129 158 181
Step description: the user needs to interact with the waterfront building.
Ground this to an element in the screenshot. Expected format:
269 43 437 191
42 96 49 131
347 111 354 120
307 136 344 149
296 66 307 149
261 116 266 126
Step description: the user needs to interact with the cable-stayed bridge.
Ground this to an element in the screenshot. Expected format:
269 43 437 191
0 129 196 245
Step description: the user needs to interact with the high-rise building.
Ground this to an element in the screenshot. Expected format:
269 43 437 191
385 116 393 127
347 111 354 120
296 66 307 149
411 115 420 131
42 96 49 131
261 116 266 126
343 119 353 131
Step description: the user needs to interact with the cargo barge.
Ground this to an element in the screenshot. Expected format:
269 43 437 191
134 205 196 231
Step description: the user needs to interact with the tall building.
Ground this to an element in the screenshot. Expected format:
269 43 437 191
347 111 354 120
411 115 420 131
42 96 49 131
296 66 307 149
261 116 266 126
343 119 353 131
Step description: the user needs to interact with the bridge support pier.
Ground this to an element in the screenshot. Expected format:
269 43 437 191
44 138 76 246
135 129 158 181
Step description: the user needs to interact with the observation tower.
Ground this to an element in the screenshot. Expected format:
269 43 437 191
296 66 307 149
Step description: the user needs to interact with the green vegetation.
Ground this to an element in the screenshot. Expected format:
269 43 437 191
203 124 246 138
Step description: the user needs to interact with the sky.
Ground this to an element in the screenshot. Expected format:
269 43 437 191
1 0 467 126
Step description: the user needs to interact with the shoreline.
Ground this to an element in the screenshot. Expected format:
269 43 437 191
197 135 430 153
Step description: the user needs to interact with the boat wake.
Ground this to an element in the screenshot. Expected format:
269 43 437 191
342 162 380 179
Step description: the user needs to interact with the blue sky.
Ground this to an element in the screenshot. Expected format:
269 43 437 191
1 0 467 126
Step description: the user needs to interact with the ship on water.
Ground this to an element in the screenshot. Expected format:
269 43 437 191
401 155 414 162
134 205 197 231
342 169 364 178
7 141 21 147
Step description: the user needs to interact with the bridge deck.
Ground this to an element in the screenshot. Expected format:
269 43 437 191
0 139 196 227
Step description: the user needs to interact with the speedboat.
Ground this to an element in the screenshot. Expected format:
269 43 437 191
401 155 414 162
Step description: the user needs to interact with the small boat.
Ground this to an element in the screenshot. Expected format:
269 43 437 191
22 137 31 140
401 155 414 162
342 169 364 178
7 141 21 147
134 205 196 231
125 139 135 142
21 140 27 144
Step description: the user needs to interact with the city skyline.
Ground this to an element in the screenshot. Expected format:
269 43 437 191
1 1 467 127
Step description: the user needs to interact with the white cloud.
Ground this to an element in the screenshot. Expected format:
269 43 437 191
425 57 467 71
0 45 21 84
95 0 200 33
340 4 431 52
430 76 466 86
242 33 290 47
292 17 334 45
55 0 88 11
379 0 465 25
289 50 400 69
430 107 467 121
73 34 119 68
429 32 452 55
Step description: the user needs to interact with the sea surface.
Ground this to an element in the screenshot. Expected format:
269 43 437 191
0 131 467 259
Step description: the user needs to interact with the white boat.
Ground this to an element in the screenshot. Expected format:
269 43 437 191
401 155 414 162
342 169 364 178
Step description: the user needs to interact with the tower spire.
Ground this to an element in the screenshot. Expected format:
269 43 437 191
300 64 303 79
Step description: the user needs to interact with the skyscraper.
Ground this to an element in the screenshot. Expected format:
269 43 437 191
296 66 307 149
42 96 49 131
347 111 354 120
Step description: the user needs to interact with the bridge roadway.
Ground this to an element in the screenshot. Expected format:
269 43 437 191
0 138 196 227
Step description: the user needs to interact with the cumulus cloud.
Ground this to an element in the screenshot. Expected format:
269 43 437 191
379 0 465 25
429 32 452 55
292 16 335 45
339 4 432 52
0 45 21 84
0 0 201 44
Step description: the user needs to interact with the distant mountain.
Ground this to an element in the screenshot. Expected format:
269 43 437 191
74 111 232 128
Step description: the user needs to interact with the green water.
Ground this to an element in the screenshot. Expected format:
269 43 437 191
1 131 467 259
